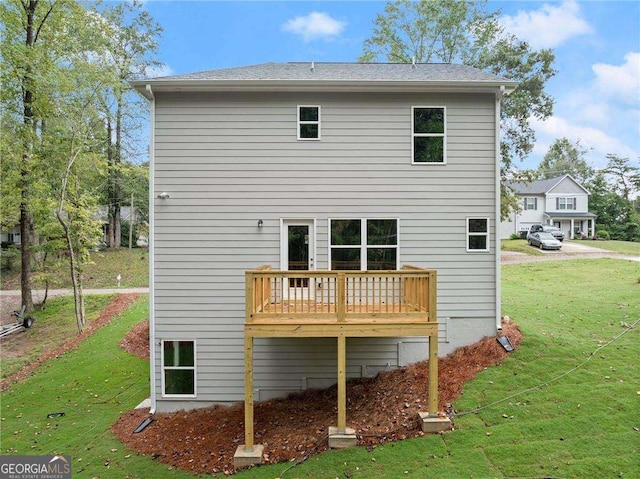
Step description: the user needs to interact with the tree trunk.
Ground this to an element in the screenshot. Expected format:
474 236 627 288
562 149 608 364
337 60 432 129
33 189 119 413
58 210 85 332
19 0 38 312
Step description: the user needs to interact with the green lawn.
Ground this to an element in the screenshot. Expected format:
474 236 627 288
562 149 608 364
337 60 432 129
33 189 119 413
1 248 149 290
1 295 114 378
1 259 638 478
579 239 640 255
500 238 544 255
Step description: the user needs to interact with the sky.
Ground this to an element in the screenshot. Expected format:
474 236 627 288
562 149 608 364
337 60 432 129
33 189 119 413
140 0 640 172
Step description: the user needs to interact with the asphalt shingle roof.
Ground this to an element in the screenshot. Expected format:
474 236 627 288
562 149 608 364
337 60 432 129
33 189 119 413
506 176 568 195
150 62 514 84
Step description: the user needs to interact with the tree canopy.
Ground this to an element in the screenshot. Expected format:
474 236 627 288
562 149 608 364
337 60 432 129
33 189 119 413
1 0 159 319
360 0 556 219
536 137 593 184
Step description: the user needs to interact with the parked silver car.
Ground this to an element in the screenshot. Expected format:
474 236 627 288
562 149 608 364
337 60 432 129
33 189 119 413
528 232 563 250
528 224 565 241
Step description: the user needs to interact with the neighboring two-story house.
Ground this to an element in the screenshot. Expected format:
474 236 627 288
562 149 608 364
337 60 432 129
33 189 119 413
500 174 597 239
133 63 517 459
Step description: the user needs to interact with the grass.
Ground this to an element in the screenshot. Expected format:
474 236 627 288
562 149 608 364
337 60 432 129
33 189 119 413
578 239 640 255
1 248 149 290
1 295 114 378
500 238 544 255
1 259 639 478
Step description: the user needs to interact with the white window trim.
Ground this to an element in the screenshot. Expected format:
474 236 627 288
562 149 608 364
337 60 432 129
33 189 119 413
466 217 490 253
328 218 400 271
411 106 447 165
524 197 537 210
556 197 576 210
297 105 321 141
161 339 197 398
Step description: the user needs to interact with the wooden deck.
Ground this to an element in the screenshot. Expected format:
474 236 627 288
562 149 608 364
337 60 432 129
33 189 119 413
241 265 440 451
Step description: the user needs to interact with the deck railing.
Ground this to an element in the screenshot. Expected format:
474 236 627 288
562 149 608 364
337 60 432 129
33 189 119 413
246 265 436 323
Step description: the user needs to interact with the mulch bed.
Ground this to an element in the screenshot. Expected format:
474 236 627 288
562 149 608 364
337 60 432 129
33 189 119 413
118 318 149 360
112 321 522 475
0 293 141 391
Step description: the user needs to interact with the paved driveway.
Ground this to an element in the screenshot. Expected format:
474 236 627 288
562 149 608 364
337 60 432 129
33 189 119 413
502 240 640 264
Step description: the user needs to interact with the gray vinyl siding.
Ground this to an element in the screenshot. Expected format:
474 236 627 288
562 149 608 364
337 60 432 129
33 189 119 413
153 91 497 409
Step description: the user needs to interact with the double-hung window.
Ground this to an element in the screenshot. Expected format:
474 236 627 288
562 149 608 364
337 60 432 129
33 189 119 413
524 197 537 210
556 197 576 210
162 340 196 397
466 218 490 252
330 219 398 270
412 106 446 164
298 105 320 140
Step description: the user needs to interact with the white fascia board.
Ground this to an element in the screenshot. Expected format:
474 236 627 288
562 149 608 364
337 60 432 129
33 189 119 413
131 79 519 96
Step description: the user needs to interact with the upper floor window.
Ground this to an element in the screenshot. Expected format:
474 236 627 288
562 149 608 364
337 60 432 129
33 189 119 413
412 106 446 164
330 219 398 270
524 197 538 210
556 197 576 210
467 218 490 252
162 340 196 397
298 105 320 140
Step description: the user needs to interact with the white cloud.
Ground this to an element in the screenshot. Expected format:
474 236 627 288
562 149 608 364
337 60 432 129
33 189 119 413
500 1 592 49
592 52 640 105
282 12 346 42
145 64 174 79
530 116 637 167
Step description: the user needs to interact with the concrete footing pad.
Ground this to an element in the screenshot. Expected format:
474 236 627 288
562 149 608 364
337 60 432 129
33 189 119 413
233 444 264 469
328 426 357 448
418 412 452 433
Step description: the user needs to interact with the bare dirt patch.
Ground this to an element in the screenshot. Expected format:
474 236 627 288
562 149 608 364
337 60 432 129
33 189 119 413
1 294 140 391
112 322 522 475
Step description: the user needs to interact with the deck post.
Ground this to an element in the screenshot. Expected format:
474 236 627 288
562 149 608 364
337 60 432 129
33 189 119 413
337 334 346 432
328 333 356 448
337 272 346 322
244 334 254 450
234 333 264 469
428 333 438 414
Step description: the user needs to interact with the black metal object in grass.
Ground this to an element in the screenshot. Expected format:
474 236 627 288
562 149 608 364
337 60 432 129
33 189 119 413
133 416 154 433
497 335 514 352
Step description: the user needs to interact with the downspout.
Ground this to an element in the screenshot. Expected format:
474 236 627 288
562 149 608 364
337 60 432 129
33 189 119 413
146 84 157 414
495 86 504 332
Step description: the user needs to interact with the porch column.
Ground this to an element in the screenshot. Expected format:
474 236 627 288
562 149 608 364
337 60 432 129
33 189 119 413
570 218 575 239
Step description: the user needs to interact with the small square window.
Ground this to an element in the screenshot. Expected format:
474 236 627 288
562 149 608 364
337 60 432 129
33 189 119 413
412 107 445 164
467 218 490 252
298 106 320 140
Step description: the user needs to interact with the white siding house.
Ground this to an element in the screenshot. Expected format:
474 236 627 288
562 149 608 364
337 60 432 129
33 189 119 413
501 175 596 239
133 62 518 414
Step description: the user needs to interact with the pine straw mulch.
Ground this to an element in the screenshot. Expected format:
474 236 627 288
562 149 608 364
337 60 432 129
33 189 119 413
0 293 141 392
112 321 522 475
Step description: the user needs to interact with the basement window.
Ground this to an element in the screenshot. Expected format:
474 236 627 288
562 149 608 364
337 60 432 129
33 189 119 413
298 105 320 140
162 340 196 397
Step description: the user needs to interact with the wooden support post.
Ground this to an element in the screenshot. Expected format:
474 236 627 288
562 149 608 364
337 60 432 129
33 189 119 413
428 333 438 415
337 273 346 322
337 334 346 432
244 334 254 451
